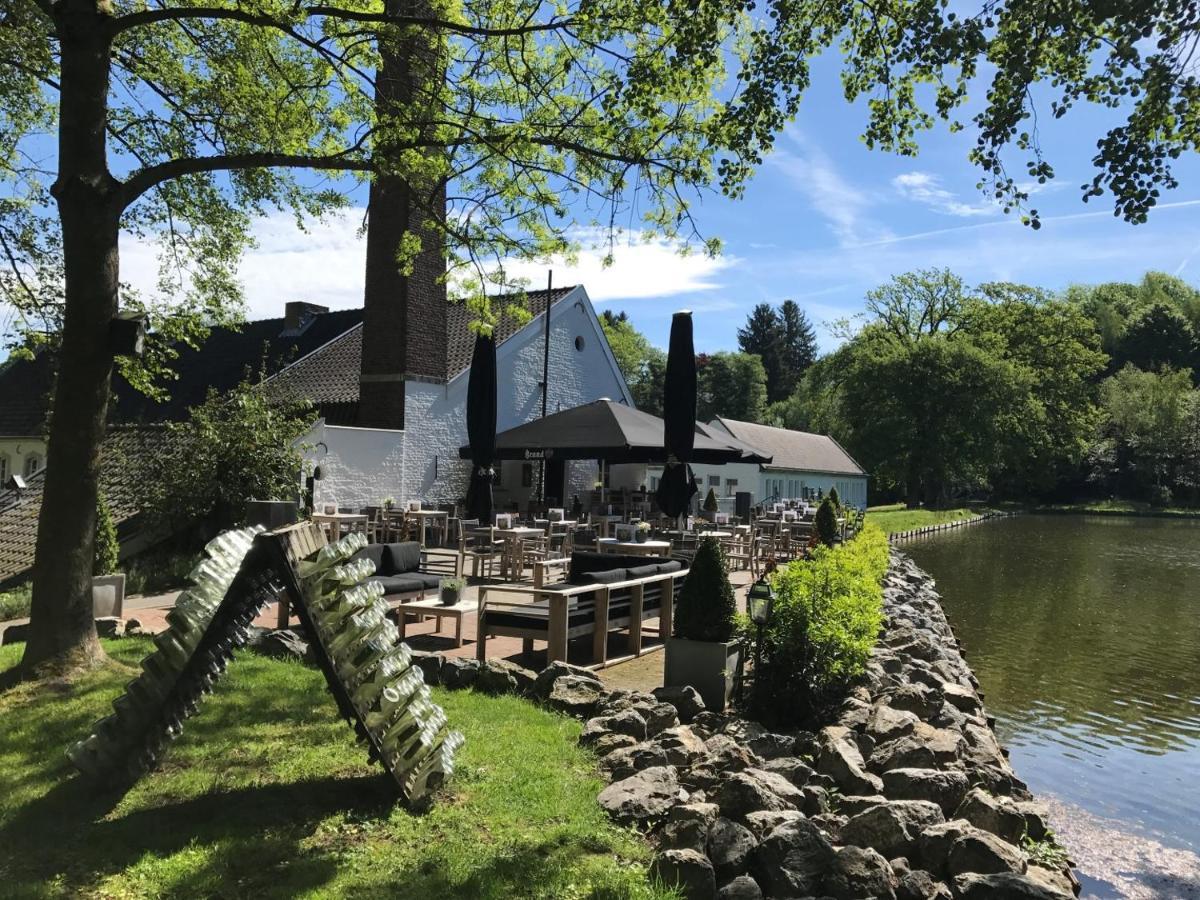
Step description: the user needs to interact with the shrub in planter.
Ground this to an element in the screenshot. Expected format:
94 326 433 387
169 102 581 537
439 577 466 606
814 497 839 546
666 536 740 711
828 485 841 510
702 487 719 520
748 524 888 727
94 494 119 577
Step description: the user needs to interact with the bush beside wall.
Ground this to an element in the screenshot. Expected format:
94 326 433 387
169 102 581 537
749 523 889 726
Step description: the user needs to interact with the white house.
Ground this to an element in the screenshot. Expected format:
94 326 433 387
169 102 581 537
639 417 869 511
265 285 635 510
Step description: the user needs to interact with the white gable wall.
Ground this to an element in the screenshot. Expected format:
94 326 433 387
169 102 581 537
311 286 632 510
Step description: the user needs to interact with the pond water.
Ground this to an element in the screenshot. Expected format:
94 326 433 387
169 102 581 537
904 515 1200 899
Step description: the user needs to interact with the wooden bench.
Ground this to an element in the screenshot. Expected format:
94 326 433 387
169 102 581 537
475 568 682 665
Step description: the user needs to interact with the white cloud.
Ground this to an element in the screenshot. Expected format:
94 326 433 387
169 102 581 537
118 210 735 322
767 130 894 246
892 171 994 217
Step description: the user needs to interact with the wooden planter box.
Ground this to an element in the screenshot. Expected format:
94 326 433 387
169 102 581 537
92 574 125 618
664 637 741 713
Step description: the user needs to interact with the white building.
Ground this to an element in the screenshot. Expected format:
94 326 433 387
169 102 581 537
640 417 869 511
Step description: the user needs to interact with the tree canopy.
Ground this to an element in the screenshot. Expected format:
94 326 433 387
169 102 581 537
599 310 667 416
697 351 767 423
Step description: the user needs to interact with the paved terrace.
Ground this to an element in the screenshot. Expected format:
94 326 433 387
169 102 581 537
0 559 759 691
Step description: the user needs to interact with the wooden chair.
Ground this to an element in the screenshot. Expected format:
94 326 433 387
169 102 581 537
463 522 503 579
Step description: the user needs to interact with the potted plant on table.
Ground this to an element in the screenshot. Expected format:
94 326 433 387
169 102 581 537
635 521 651 543
439 577 466 606
664 535 741 712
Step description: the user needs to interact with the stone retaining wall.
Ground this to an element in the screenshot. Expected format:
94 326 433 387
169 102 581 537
410 551 1079 900
887 511 1018 543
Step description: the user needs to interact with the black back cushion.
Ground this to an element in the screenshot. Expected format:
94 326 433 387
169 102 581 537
351 544 387 574
384 542 422 574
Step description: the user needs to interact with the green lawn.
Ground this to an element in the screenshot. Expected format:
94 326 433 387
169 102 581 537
1038 499 1200 518
0 639 673 900
865 503 981 535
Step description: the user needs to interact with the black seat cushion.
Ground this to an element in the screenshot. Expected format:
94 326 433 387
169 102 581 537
384 542 422 574
352 544 387 574
656 560 683 574
577 569 628 586
626 563 659 579
367 574 429 596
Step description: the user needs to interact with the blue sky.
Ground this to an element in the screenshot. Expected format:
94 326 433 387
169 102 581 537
14 50 1200 358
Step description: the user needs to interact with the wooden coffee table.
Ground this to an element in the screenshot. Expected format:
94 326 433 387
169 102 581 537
393 596 479 648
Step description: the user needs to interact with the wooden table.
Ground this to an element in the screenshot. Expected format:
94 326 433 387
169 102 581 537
590 514 624 538
393 595 479 647
666 529 732 540
408 509 449 547
312 513 367 540
493 526 545 579
597 538 672 556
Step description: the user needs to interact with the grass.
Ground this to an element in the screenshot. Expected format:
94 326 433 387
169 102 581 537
1037 499 1200 518
0 582 32 622
864 503 982 535
0 639 673 900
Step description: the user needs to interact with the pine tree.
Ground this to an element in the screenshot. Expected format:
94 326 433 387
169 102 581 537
815 498 839 546
738 304 784 399
778 300 819 401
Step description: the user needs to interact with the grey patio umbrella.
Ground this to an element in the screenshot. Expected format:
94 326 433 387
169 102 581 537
464 332 497 524
655 311 698 518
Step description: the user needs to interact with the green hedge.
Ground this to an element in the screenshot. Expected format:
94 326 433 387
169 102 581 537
747 523 889 726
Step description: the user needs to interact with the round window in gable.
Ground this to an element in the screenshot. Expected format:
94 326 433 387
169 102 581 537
574 335 586 351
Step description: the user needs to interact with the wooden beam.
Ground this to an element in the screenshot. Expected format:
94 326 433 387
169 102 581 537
593 587 610 664
660 578 674 641
630 583 644 656
548 593 568 662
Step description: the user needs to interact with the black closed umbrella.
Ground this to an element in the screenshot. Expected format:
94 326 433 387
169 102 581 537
656 311 698 518
464 332 497 524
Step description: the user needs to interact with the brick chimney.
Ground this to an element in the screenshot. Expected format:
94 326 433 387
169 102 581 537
357 0 446 431
282 301 328 334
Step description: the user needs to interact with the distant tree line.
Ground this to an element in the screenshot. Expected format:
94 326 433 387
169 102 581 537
604 269 1200 508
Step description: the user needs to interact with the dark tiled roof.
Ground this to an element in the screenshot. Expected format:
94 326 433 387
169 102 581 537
0 427 172 586
0 353 54 436
267 287 578 402
713 418 867 476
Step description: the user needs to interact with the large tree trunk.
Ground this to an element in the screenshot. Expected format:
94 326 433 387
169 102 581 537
20 3 119 676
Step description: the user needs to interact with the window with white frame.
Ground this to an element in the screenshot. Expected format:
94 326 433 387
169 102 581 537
23 454 40 478
725 477 738 495
708 475 720 487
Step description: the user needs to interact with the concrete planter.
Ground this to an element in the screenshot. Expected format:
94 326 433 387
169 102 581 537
664 637 741 713
92 574 125 618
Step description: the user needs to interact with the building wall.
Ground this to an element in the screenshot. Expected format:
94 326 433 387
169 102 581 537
309 287 630 511
759 471 868 509
0 438 46 484
308 422 407 510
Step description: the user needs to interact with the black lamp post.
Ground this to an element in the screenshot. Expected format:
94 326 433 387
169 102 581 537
746 576 775 677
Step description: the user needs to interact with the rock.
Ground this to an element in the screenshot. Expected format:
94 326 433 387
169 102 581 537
94 616 123 638
747 731 798 760
760 756 814 786
952 872 1072 899
940 682 981 714
598 766 681 824
838 794 890 816
654 726 709 766
743 809 804 839
1013 801 1051 842
837 698 872 730
602 743 670 781
639 701 682 736
801 785 831 816
580 709 648 746
895 868 952 900
916 820 970 875
840 800 945 859
533 660 602 699
883 768 970 814
653 685 707 723
439 657 480 689
410 650 444 684
869 724 961 772
670 801 721 827
590 733 640 757
889 683 943 719
960 723 1009 774
257 628 308 662
823 845 898 900
1 623 29 645
651 849 716 900
750 818 835 898
1025 865 1077 897
707 817 759 878
741 767 807 808
717 874 763 899
690 710 730 736
476 659 536 695
704 740 759 775
811 812 849 843
546 675 604 717
868 705 920 742
955 787 1028 844
947 829 1026 876
124 617 144 636
818 726 885 796
659 817 709 853
714 771 797 819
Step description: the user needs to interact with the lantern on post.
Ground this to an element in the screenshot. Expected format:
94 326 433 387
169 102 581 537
746 576 775 674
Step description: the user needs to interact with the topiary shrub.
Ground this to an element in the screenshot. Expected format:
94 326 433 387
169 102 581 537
703 487 719 514
814 497 839 545
748 524 889 726
673 535 737 643
828 486 840 509
94 493 120 577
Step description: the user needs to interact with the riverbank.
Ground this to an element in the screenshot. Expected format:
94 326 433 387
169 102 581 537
1035 500 1200 519
866 504 982 535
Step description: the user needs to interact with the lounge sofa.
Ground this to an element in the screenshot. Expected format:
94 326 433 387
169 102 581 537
352 542 446 599
476 550 688 665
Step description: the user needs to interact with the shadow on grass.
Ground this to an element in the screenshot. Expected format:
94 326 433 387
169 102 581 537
0 771 396 897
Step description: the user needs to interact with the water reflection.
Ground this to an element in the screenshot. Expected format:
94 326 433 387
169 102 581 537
904 515 1200 858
